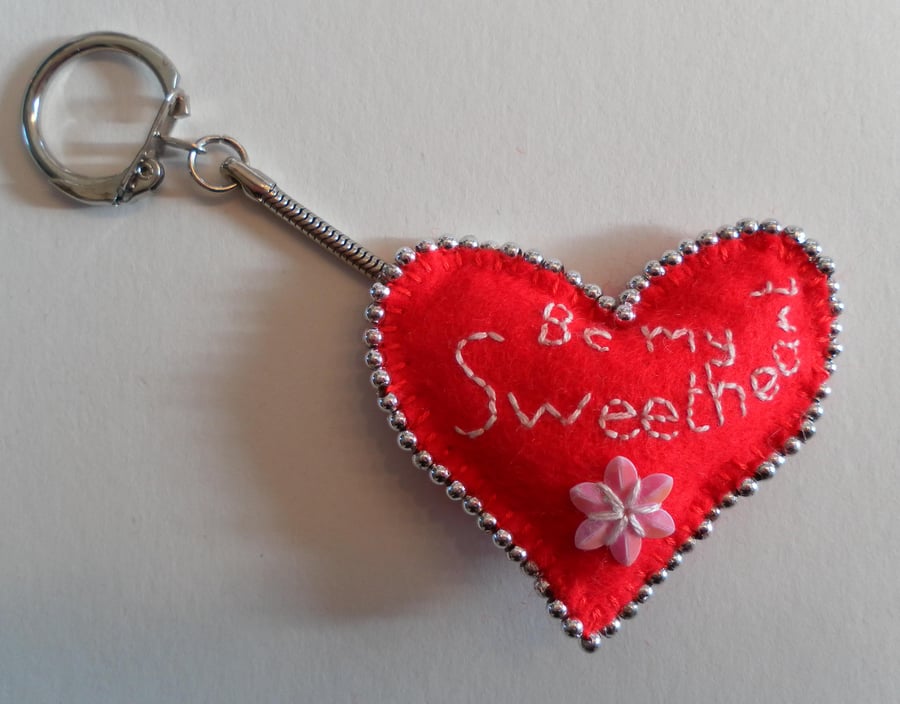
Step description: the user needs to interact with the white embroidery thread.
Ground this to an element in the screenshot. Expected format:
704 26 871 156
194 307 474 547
777 306 797 333
641 397 680 440
453 332 505 438
705 329 735 367
598 399 641 441
583 327 612 352
750 366 780 401
705 362 747 426
641 326 696 353
507 392 593 428
686 371 710 433
538 302 573 346
749 278 798 297
773 340 801 376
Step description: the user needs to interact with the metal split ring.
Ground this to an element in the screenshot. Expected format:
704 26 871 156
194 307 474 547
187 136 248 193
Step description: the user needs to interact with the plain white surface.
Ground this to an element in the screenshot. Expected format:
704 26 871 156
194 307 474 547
1 2 896 702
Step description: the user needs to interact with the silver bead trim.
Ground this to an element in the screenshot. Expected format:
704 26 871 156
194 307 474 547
366 220 840 652
395 247 416 266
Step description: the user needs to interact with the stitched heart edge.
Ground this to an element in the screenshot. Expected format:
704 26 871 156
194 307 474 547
363 219 842 653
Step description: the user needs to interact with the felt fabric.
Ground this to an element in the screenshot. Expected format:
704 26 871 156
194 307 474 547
377 234 834 635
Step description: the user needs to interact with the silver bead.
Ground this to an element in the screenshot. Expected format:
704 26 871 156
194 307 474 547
660 249 683 266
365 349 384 369
501 242 521 257
615 303 636 322
830 321 843 337
462 495 483 515
364 304 385 323
363 328 383 347
707 506 721 521
827 342 843 359
438 235 458 249
755 461 777 480
543 258 564 273
380 264 403 281
806 402 824 421
388 410 407 431
547 600 568 619
565 270 583 286
597 295 617 310
738 477 759 497
649 568 668 585
817 256 836 275
562 618 584 638
370 369 391 389
395 247 416 266
718 225 741 240
480 239 500 250
521 560 541 577
581 632 602 652
783 436 803 455
816 384 832 400
459 235 479 249
507 546 528 563
415 240 438 253
600 619 621 637
644 260 666 277
720 491 738 508
369 282 390 302
736 218 759 235
824 359 837 375
446 480 466 500
534 578 552 598
784 226 807 244
798 419 816 441
492 529 513 549
698 230 719 247
803 240 823 257
396 431 417 451
667 552 683 571
680 537 696 553
694 520 713 540
636 584 653 603
620 602 639 620
628 274 650 290
618 288 640 305
477 512 498 532
378 392 399 412
429 465 451 484
769 452 787 467
583 283 603 300
830 298 844 315
413 450 433 470
759 219 783 234
828 280 841 295
679 239 700 255
523 249 544 265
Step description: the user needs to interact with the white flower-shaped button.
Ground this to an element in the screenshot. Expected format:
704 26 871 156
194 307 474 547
570 456 676 566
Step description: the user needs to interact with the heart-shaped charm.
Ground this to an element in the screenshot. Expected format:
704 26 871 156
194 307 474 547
363 220 841 651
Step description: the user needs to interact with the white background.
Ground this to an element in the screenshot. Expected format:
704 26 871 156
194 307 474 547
1 2 896 702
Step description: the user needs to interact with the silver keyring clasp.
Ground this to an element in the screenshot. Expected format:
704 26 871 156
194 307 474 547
22 31 189 205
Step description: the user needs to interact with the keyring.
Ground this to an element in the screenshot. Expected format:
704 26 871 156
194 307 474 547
22 31 188 205
18 30 844 654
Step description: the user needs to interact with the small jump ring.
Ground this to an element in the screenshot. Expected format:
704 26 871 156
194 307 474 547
187 135 248 192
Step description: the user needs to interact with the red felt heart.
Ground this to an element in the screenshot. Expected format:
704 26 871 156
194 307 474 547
365 224 838 648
